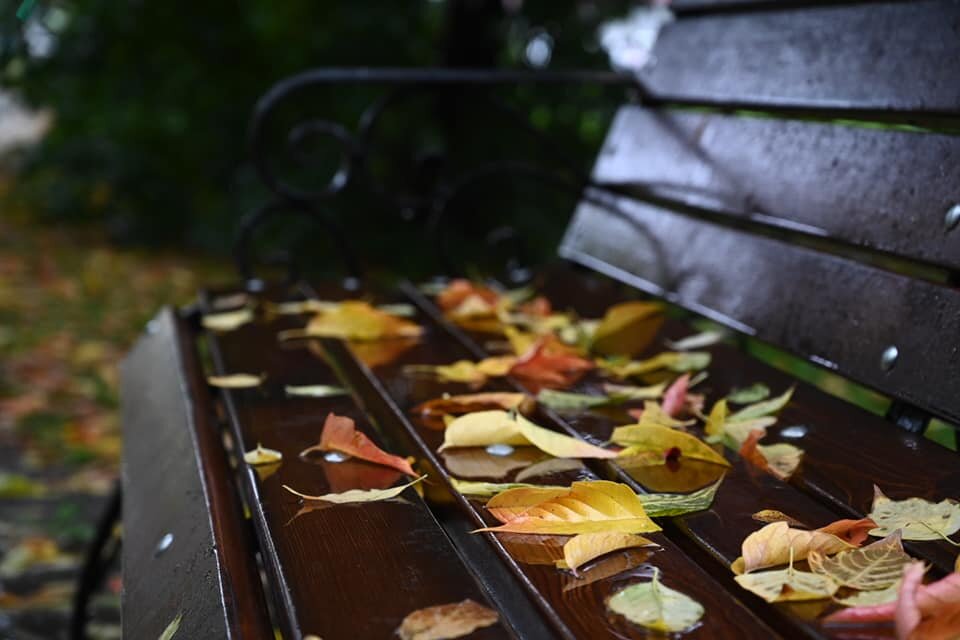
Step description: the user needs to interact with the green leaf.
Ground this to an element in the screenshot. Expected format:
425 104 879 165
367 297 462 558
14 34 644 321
158 613 182 640
606 569 704 633
726 383 770 405
728 387 794 423
638 478 724 518
735 565 837 602
536 389 609 411
867 486 960 541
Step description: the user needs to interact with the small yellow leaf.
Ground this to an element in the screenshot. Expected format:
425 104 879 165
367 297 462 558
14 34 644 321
606 569 704 633
485 485 571 523
728 386 794 423
450 478 565 498
704 399 728 438
202 308 253 332
300 301 423 341
283 476 425 504
557 532 659 573
834 580 901 607
591 301 664 357
867 486 960 541
475 356 517 377
756 442 804 480
808 531 911 590
720 416 778 447
603 381 667 401
207 373 263 389
396 598 499 640
433 361 487 385
735 566 838 602
244 444 282 466
158 612 183 640
752 510 805 528
633 401 694 428
597 351 712 379
515 413 618 459
612 423 730 467
733 521 855 574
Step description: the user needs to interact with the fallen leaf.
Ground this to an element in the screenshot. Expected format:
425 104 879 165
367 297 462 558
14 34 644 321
719 416 778 448
514 413 618 459
436 279 500 313
284 384 348 398
298 301 423 341
440 447 542 479
207 373 263 388
202 308 253 332
732 521 855 574
478 480 662 535
661 374 690 418
558 532 659 574
834 580 901 607
396 598 499 640
597 351 711 379
412 393 528 424
619 457 727 493
301 413 417 477
591 301 664 357
509 338 595 390
735 564 838 602
536 389 610 411
818 517 878 546
752 510 806 528
638 477 724 518
606 568 704 633
346 337 419 369
628 400 695 428
602 381 667 401
450 478 565 497
808 531 911 590
825 564 960 626
704 399 728 438
210 292 249 310
159 613 182 640
264 298 335 315
283 475 425 504
868 486 960 541
612 423 730 467
727 383 771 405
515 457 586 481
664 329 727 351
244 443 282 466
728 387 795 423
739 429 803 480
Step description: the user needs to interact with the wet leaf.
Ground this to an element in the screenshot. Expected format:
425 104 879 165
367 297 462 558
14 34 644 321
478 480 661 535
536 389 610 411
602 381 667 402
739 429 803 480
727 383 771 405
664 329 727 351
436 279 500 313
732 521 855 574
818 517 878 546
515 457 586 481
396 598 499 640
719 416 778 448
728 386 795 422
510 337 595 390
597 351 711 379
752 510 805 528
283 475 425 504
202 308 252 332
515 413 618 459
301 413 417 477
627 401 695 428
868 486 960 541
159 612 182 640
591 301 664 357
661 374 690 418
207 373 263 388
824 563 960 625
412 392 528 423
557 532 659 574
298 301 423 341
834 580 901 607
450 478 565 497
704 399 728 439
346 337 419 369
735 565 838 602
440 447 542 479
408 356 517 385
284 384 348 398
606 568 704 633
561 549 653 593
612 423 730 467
243 443 282 466
638 477 724 518
808 531 911 590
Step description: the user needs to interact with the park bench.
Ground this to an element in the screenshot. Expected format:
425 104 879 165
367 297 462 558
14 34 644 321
110 1 960 638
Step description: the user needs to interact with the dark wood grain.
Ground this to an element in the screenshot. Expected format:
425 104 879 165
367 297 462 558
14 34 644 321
560 195 960 425
639 0 960 113
120 308 273 640
591 106 960 271
201 294 507 640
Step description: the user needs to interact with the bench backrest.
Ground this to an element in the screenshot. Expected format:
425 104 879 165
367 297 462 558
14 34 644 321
561 0 960 427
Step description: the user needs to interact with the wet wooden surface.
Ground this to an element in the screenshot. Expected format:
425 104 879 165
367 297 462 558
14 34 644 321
200 292 507 640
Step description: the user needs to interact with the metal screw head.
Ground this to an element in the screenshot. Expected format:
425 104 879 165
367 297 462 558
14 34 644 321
155 532 174 557
946 204 960 231
880 345 899 372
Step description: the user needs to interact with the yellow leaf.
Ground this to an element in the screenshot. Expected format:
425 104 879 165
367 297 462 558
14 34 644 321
728 386 794 422
504 326 538 356
612 423 730 467
301 301 423 341
207 373 263 388
557 532 659 573
158 613 183 640
515 413 619 459
202 308 252 332
732 521 855 574
735 565 838 602
433 361 488 385
757 442 804 480
867 486 960 541
704 399 728 438
485 485 572 523
603 381 667 401
808 531 911 590
475 480 661 535
598 351 711 379
607 569 704 633
591 301 664 357
475 355 517 377
243 443 282 466
720 416 778 447
396 599 499 640
450 478 565 498
283 476 425 504
834 580 901 607
634 401 694 428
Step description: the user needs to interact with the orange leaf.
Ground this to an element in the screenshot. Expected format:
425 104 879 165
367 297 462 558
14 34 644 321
436 279 500 312
817 517 877 546
739 429 803 481
301 413 416 477
509 337 595 391
518 296 552 317
412 392 530 429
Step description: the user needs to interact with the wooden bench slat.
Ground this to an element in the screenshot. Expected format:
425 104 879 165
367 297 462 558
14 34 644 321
201 295 506 640
592 106 960 271
120 309 273 640
641 0 960 113
561 196 960 424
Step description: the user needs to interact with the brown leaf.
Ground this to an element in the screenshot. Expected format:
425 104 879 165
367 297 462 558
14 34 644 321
396 599 499 640
752 510 806 528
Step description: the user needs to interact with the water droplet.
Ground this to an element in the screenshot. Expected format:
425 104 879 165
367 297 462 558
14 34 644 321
155 532 174 556
780 425 808 439
323 451 349 463
486 444 515 457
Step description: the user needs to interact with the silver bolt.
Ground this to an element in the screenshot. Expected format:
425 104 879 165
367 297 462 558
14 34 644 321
880 345 899 372
946 204 960 231
155 532 174 557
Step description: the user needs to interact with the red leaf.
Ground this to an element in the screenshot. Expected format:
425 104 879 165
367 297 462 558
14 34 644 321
518 296 552 317
304 413 417 477
817 517 877 546
509 338 594 391
661 374 690 418
436 279 499 312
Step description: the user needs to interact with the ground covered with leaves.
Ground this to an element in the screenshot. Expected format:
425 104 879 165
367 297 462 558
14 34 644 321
0 216 225 639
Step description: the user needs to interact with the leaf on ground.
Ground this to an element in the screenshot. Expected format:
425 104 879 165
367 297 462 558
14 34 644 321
440 447 542 479
719 416 778 448
602 381 667 402
284 384 348 398
818 517 878 546
207 373 263 388
597 351 711 379
834 580 901 608
283 475 425 504
557 532 659 574
158 613 183 640
606 569 704 633
299 301 423 341
704 399 728 439
590 301 664 358
627 401 695 428
735 564 838 602
727 383 771 405
396 598 499 640
732 521 855 574
612 423 730 467
637 477 724 518
808 531 911 590
515 413 618 459
752 510 805 528
739 429 803 480
412 392 528 423
449 478 565 497
477 480 661 535
664 329 727 351
868 485 960 541
202 308 253 332
661 374 690 418
509 337 595 390
243 443 282 466
436 279 500 313
536 389 610 411
728 386 794 423
515 457 586 481
301 413 417 477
